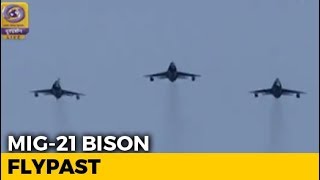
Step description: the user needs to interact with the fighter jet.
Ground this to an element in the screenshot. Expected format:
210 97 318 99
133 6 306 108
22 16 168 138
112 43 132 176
31 78 85 100
250 78 306 98
144 62 201 82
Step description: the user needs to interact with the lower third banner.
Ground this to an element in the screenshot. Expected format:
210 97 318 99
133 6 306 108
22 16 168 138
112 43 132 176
1 153 319 180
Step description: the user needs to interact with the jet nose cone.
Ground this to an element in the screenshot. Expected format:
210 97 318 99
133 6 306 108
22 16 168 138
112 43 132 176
275 78 281 86
54 78 61 87
169 62 176 69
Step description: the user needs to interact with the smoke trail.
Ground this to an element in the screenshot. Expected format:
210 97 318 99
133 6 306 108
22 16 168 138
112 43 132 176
163 83 183 152
41 99 70 152
268 99 285 152
51 99 69 135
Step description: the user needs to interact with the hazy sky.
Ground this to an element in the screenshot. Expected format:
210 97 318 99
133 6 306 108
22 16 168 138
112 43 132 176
1 0 319 152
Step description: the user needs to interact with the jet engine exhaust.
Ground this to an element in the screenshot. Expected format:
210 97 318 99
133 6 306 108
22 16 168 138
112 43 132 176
164 83 183 152
268 99 284 152
52 99 69 135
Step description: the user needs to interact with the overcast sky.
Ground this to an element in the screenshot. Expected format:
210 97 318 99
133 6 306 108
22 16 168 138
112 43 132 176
1 0 319 152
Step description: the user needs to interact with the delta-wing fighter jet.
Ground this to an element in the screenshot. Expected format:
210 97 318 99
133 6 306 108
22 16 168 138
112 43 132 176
144 62 200 82
250 78 306 98
31 78 85 100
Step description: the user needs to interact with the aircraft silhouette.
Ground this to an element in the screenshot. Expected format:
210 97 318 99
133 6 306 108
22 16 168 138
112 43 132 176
144 62 200 82
31 78 85 100
250 78 306 98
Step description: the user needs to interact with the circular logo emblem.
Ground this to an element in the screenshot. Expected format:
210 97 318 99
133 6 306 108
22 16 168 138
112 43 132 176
3 4 25 23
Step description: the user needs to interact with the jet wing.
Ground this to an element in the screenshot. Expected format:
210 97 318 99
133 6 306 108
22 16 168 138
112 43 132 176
31 89 52 95
177 72 200 77
62 90 85 97
282 89 306 95
144 72 167 79
177 71 201 80
249 89 272 95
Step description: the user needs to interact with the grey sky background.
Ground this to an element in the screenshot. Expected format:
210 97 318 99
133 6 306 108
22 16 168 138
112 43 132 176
1 0 319 152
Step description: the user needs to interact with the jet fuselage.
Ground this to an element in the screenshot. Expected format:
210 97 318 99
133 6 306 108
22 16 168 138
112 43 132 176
271 78 282 98
51 80 63 99
167 62 178 82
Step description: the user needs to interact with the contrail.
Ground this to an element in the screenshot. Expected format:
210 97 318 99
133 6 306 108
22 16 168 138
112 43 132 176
43 99 70 152
268 99 285 152
164 83 183 152
51 99 69 135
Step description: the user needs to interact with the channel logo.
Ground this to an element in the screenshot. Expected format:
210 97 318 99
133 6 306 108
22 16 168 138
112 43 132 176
1 2 29 40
